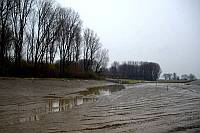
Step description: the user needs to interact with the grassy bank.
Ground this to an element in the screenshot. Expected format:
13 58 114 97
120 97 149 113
148 80 193 83
106 78 194 84
120 80 144 84
106 78 144 84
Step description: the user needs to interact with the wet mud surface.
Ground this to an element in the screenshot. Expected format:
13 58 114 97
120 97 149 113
0 79 200 133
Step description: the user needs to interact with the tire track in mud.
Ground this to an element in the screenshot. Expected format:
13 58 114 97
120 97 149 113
79 83 200 133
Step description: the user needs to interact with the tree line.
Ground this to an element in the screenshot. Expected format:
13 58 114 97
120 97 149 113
0 0 109 78
107 61 161 81
163 73 197 81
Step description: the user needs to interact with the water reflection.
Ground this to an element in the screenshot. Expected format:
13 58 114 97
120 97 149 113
46 86 124 113
79 86 123 96
18 85 124 122
46 96 97 113
19 115 39 123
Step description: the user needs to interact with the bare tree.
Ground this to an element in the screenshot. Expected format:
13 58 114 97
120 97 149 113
11 0 34 67
57 7 82 74
168 73 172 80
163 73 173 80
71 26 82 62
109 61 119 77
94 48 109 73
181 74 189 80
0 0 110 78
189 74 196 81
181 74 196 80
172 73 177 80
163 73 168 80
0 0 14 63
26 9 36 63
27 0 59 69
83 28 100 71
109 61 161 81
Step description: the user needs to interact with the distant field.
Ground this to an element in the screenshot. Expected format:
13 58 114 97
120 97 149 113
105 78 144 84
120 79 144 84
155 80 192 83
121 79 193 84
106 78 194 84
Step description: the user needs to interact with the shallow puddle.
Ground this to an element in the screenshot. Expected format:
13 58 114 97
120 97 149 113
19 85 124 122
45 96 97 113
45 85 124 113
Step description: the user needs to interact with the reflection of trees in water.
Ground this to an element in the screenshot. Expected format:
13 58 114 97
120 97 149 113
19 115 39 123
46 87 122 113
47 96 96 113
98 89 111 96
80 86 123 96
17 86 123 123
18 106 41 123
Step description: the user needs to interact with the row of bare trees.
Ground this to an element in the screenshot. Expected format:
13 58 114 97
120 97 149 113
0 0 109 77
163 73 196 81
108 61 161 81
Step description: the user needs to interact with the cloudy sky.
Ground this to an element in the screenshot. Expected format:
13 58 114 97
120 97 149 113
56 0 200 78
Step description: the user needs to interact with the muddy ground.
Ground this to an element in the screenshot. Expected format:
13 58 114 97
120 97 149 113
0 79 200 133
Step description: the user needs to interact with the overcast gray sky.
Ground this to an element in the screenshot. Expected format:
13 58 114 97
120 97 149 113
56 0 200 78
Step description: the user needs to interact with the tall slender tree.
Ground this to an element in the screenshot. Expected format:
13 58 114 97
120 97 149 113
11 0 34 67
83 28 100 71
